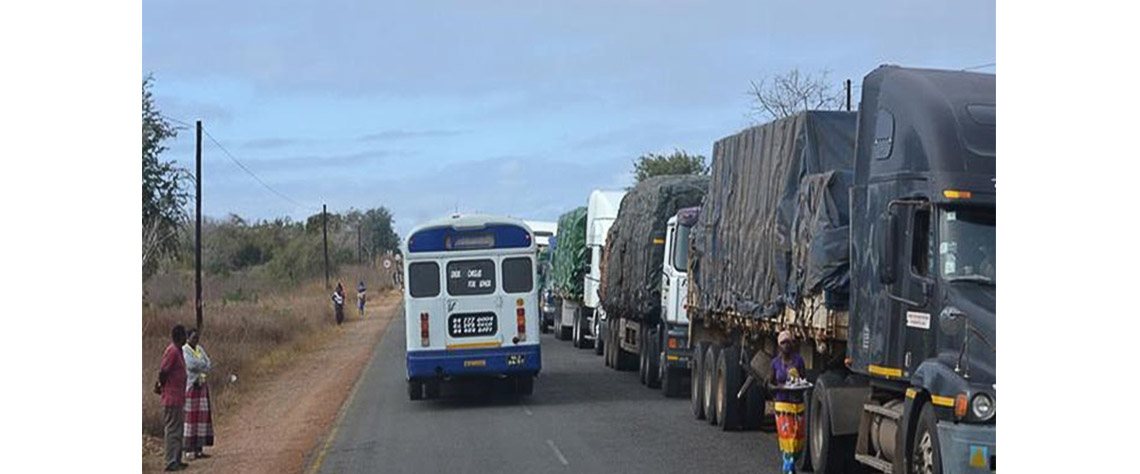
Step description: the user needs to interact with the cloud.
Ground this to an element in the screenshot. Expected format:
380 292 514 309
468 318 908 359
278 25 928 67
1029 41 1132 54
357 129 467 142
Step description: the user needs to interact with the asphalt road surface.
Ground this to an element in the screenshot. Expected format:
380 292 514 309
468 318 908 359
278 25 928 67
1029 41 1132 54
311 311 785 474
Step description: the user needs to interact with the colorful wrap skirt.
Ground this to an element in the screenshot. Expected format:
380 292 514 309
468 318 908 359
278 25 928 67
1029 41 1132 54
183 381 215 450
774 401 806 474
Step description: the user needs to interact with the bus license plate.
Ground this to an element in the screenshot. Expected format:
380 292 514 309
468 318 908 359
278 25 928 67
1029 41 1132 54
507 354 525 366
448 312 497 337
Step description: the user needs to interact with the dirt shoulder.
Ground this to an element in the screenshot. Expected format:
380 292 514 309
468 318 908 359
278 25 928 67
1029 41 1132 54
144 291 401 474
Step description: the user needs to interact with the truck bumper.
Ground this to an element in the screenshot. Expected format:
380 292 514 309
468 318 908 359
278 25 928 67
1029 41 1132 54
936 421 996 473
407 345 541 380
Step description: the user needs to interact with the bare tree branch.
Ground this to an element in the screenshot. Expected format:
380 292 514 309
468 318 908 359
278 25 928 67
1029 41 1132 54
749 68 844 122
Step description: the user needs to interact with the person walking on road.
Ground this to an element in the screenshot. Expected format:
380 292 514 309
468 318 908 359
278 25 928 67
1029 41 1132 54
155 324 189 471
356 280 367 318
182 328 214 460
332 281 346 325
767 330 808 474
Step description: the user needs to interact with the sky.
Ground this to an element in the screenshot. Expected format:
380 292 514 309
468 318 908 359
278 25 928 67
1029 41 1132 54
143 0 995 237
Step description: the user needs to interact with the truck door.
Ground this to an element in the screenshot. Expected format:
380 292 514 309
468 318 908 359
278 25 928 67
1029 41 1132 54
887 203 936 378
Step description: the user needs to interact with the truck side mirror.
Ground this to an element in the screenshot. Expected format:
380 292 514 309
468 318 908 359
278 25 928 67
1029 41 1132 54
879 212 898 285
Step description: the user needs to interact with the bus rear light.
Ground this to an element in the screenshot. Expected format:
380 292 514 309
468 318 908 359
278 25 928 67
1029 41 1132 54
420 311 430 347
516 307 527 342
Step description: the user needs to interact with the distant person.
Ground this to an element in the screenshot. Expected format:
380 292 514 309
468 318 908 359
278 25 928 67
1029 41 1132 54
766 330 807 474
357 280 367 318
154 324 189 471
182 328 214 460
332 282 346 325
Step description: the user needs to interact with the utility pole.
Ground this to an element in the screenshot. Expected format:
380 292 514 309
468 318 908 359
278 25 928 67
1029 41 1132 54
357 223 362 264
195 120 203 332
323 204 330 289
845 79 852 112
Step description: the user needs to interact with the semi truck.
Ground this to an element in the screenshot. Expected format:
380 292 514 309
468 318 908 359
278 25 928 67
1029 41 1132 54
525 220 558 333
685 66 995 474
581 189 626 354
550 207 588 341
598 175 708 395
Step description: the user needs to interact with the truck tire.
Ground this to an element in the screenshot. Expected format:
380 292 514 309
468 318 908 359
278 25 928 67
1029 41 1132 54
911 402 943 474
579 308 595 349
646 327 661 389
638 327 648 385
514 376 534 396
660 329 683 397
593 317 604 355
572 307 582 348
552 299 565 340
408 380 423 401
691 342 708 419
703 344 721 425
809 373 856 474
716 345 743 431
603 322 613 368
559 324 572 341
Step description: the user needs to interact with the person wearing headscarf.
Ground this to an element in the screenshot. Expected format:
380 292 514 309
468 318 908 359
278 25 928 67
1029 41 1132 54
182 328 214 459
766 330 808 474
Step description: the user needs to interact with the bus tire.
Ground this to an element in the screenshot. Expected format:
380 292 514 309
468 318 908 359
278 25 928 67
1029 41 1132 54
408 380 423 401
703 344 721 425
911 402 943 474
716 344 743 431
691 342 709 419
424 380 441 399
645 327 661 389
810 373 856 474
515 376 534 396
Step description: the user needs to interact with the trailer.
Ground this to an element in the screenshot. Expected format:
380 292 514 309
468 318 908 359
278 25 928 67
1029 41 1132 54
598 175 708 394
686 66 995 474
550 207 588 342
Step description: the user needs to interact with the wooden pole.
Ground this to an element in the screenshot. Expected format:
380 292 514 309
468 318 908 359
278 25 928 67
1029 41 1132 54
195 120 203 331
845 79 852 112
323 204 330 289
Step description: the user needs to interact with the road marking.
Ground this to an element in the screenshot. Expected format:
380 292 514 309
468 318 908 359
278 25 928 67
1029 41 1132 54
523 406 533 416
546 439 569 466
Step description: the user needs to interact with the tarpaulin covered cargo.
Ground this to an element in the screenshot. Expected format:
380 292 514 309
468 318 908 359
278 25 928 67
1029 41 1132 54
551 207 588 300
601 175 709 320
690 111 856 319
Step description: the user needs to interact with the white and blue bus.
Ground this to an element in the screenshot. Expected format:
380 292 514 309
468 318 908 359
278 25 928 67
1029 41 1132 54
403 214 541 400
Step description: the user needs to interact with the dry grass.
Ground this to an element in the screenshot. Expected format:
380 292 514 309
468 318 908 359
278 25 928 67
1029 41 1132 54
142 264 394 443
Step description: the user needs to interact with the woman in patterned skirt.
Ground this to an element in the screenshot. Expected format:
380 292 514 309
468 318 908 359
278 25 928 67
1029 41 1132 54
767 330 807 474
182 328 214 459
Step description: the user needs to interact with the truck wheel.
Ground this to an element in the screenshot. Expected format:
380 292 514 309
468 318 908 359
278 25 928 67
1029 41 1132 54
911 403 943 474
646 328 661 389
579 309 595 349
572 308 582 348
424 380 441 399
638 328 648 385
603 322 613 368
810 373 855 474
514 376 534 396
691 342 708 419
703 344 721 425
407 380 423 401
716 345 743 430
552 299 565 340
593 317 604 355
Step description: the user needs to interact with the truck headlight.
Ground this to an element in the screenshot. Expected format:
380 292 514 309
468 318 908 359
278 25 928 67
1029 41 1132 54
971 393 995 420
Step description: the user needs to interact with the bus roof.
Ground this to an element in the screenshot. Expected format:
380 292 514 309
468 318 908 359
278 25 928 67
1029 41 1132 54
405 214 534 254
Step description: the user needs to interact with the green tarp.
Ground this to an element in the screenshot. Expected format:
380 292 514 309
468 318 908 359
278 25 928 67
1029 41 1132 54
551 206 588 300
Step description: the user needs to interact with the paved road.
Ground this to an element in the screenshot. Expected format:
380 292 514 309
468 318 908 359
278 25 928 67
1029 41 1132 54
311 311 784 474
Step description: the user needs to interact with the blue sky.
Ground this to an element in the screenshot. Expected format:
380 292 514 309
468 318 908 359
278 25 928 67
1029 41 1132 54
143 0 994 237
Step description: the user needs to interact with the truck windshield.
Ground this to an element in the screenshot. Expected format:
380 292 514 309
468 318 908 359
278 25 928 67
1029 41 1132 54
938 206 995 285
673 224 691 271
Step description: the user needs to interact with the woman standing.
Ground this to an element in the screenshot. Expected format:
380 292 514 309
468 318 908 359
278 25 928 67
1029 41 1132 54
767 330 808 474
332 282 346 325
356 280 367 318
182 328 214 459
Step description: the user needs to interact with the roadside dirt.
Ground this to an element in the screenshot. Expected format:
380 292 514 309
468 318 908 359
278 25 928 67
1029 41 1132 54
143 291 400 474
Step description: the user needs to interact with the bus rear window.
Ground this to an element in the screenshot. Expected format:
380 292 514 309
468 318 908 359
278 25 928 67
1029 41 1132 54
408 262 440 298
502 257 533 293
447 259 496 296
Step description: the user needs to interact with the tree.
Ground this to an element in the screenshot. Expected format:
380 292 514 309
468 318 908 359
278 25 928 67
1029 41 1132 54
143 75 190 279
749 68 844 121
632 150 709 183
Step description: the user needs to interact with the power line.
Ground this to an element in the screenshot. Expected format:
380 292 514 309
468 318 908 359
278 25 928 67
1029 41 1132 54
199 125 321 213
